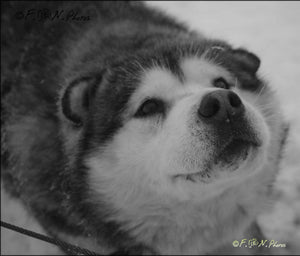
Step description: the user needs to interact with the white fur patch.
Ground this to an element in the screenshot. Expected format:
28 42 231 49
181 57 233 85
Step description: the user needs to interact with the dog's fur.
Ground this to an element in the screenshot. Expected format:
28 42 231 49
1 1 288 255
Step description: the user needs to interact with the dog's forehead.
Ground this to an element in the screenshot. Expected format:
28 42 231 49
101 42 233 106
181 57 232 84
129 57 232 106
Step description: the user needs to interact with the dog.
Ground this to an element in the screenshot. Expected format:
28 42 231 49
1 1 289 255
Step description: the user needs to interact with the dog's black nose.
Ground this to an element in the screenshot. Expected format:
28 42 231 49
198 90 244 122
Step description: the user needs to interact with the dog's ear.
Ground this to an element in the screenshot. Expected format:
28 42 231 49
231 48 261 74
61 75 101 126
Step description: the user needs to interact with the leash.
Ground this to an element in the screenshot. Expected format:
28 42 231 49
1 220 154 255
1 220 99 255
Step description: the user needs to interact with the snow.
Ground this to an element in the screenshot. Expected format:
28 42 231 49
2 2 300 255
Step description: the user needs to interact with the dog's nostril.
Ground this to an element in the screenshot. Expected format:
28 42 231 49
198 97 220 118
198 90 244 122
228 91 242 108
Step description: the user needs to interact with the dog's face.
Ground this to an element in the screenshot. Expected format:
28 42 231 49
60 42 286 246
106 59 269 200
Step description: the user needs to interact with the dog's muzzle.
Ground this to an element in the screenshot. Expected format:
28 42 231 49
174 90 263 182
198 89 261 166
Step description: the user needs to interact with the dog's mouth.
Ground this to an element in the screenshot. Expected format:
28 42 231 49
215 138 254 166
174 138 261 183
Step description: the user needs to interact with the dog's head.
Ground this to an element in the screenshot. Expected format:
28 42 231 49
59 41 287 235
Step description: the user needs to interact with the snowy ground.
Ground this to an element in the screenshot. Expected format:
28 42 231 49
1 2 300 255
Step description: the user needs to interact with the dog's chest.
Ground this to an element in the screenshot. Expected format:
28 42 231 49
122 188 261 254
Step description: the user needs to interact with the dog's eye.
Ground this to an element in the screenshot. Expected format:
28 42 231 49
213 77 230 89
135 99 164 118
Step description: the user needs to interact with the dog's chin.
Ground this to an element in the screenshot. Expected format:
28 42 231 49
174 138 261 184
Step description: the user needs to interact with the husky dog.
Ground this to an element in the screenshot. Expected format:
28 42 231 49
2 1 288 255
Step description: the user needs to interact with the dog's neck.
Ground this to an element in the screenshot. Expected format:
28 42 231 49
111 169 273 254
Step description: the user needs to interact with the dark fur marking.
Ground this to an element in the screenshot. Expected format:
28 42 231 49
237 204 248 216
